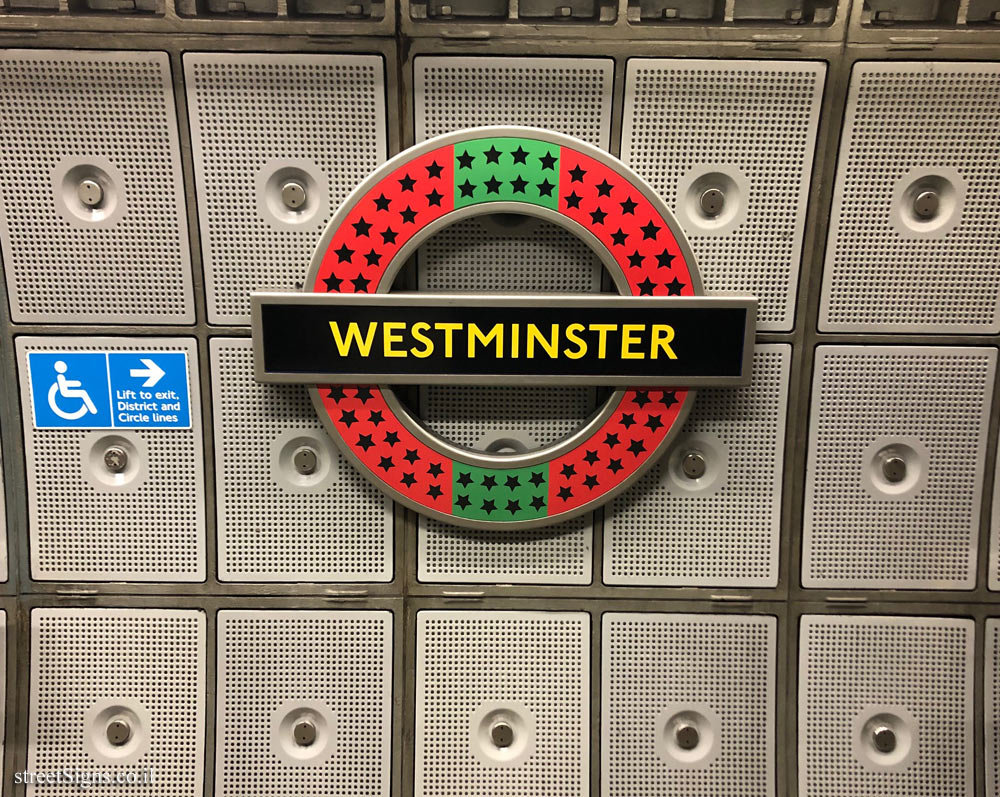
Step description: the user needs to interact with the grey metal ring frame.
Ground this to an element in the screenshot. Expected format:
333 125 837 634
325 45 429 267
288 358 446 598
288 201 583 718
303 126 702 472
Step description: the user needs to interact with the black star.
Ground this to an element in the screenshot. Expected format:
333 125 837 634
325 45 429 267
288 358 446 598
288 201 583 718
595 179 613 197
583 449 600 465
380 227 398 245
404 449 421 464
334 243 354 263
634 390 651 408
564 191 583 209
607 458 623 474
590 207 607 225
326 386 347 402
610 228 628 247
398 174 416 192
458 179 476 198
364 249 380 267
384 430 400 446
373 193 391 212
484 145 502 164
511 145 529 164
627 439 647 457
530 495 546 511
539 151 557 170
357 433 374 451
506 499 521 513
481 474 497 490
428 462 444 478
456 494 471 509
484 175 502 194
351 274 370 293
637 276 656 296
378 456 394 471
557 486 573 501
562 463 577 478
400 206 418 224
457 150 475 169
481 499 497 515
537 179 554 197
510 175 528 194
583 474 599 490
529 471 545 487
656 249 675 269
619 413 636 428
659 391 678 408
620 196 638 215
641 220 661 240
604 432 620 448
368 409 384 425
665 277 685 295
426 160 444 179
354 386 374 403
457 471 472 487
645 414 664 431
505 475 520 490
627 251 645 269
323 273 342 291
427 484 443 499
340 409 357 427
425 188 443 207
352 217 372 237
568 164 587 183
401 472 416 487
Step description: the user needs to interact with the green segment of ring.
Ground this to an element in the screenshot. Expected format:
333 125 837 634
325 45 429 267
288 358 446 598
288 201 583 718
453 137 560 210
451 462 550 521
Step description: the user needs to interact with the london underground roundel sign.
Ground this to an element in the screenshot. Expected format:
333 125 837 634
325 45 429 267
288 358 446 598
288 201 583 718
252 127 756 530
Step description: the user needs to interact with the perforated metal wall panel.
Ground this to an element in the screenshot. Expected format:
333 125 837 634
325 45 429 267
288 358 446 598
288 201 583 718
820 62 1000 333
988 619 1000 797
798 614 974 797
215 610 392 797
0 50 193 324
414 56 613 146
605 344 789 587
17 337 205 582
621 59 825 332
210 338 392 582
602 612 776 796
27 608 206 797
415 610 589 797
803 346 995 589
184 53 388 325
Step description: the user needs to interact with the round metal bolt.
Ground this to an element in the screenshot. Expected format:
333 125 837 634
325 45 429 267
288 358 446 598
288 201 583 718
881 455 907 484
293 719 317 747
699 188 725 217
103 446 129 474
490 721 514 749
681 451 707 480
913 190 939 219
675 723 700 751
872 725 896 754
292 446 318 476
106 719 132 746
77 179 104 208
281 181 307 210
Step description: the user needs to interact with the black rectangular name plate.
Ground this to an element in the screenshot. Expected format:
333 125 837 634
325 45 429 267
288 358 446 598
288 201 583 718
251 293 757 387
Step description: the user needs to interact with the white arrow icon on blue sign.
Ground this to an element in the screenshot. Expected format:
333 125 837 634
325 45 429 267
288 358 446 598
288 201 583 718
130 358 166 388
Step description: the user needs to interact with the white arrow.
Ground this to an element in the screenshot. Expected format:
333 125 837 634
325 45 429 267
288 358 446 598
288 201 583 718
130 358 165 388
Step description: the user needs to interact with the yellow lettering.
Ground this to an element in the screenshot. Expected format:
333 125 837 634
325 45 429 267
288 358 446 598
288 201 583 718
434 323 462 358
527 324 559 359
563 323 587 359
651 324 677 359
383 321 407 358
621 324 645 359
510 324 519 358
329 321 378 357
410 321 433 358
468 323 503 358
588 324 617 359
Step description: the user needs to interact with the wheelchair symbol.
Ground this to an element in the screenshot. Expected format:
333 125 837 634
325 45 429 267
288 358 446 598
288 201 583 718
47 360 99 421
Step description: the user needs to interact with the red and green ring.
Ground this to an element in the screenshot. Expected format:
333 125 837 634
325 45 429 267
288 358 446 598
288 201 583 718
305 128 701 529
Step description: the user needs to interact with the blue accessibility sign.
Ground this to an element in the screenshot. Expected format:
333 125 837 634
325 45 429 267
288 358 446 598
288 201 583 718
28 351 191 430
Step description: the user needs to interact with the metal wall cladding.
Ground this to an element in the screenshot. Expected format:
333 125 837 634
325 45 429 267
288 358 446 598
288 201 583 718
0 50 194 324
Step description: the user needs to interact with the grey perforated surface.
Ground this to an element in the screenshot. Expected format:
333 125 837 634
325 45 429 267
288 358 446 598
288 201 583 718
605 344 789 587
215 610 392 797
27 608 206 797
211 339 392 582
17 337 205 582
414 56 613 146
0 50 193 324
621 59 824 332
820 62 1000 333
992 459 1000 591
415 610 589 797
798 614 973 797
184 53 387 324
602 612 776 797
803 346 995 589
988 619 1000 797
